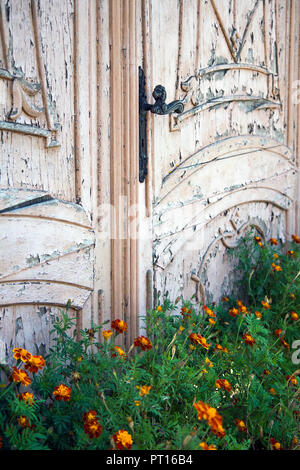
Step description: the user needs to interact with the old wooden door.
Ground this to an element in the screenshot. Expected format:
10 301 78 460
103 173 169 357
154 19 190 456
141 0 300 306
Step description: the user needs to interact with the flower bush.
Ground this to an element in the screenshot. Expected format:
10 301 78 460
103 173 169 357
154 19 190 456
0 230 299 450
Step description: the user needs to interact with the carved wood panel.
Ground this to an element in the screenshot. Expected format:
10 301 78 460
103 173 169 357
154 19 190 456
148 0 299 305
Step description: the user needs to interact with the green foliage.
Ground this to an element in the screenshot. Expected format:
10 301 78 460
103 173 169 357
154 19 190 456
0 231 299 450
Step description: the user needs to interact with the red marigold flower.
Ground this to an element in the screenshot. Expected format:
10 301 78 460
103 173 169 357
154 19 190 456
17 416 31 429
242 333 256 346
111 319 128 334
215 379 232 392
180 306 192 318
134 336 152 351
269 238 278 245
83 411 102 438
274 329 283 337
188 333 210 350
234 419 247 433
280 337 289 348
270 437 281 450
288 250 295 257
292 234 300 244
112 430 133 450
12 348 32 363
229 308 239 317
11 367 31 387
52 384 71 402
24 355 45 373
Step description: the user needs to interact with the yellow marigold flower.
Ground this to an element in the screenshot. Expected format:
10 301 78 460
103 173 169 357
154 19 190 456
216 379 232 392
12 348 32 363
112 430 133 450
273 253 279 259
179 326 185 331
199 442 217 450
234 419 247 433
201 368 208 374
188 333 210 350
11 367 31 387
52 384 71 402
242 333 256 346
111 319 128 334
261 300 271 310
134 400 141 406
269 238 278 245
137 385 151 397
77 355 83 362
255 311 262 319
18 392 34 404
205 357 213 368
102 329 113 341
291 311 299 321
270 438 281 450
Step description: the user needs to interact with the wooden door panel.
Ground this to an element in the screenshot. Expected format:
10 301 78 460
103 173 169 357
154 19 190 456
149 0 299 304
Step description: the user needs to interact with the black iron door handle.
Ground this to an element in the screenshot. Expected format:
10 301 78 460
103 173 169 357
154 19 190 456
139 67 184 182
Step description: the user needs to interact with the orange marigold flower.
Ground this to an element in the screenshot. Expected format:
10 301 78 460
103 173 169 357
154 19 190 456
242 333 256 346
12 348 32 363
290 292 295 299
269 387 277 395
213 344 228 353
292 234 300 244
24 355 45 374
234 419 247 433
280 337 289 348
269 238 278 245
261 300 271 309
194 401 225 438
216 379 232 392
291 311 299 321
292 437 298 446
199 442 217 450
188 333 210 350
18 392 34 404
205 357 213 368
52 384 71 402
270 437 281 450
205 308 216 318
112 346 126 358
274 329 283 337
102 329 113 341
254 236 262 242
137 385 151 397
156 305 162 311
134 336 152 351
11 367 31 387
209 318 216 325
17 416 31 428
255 311 262 319
272 263 282 272
181 306 192 318
111 319 127 334
286 375 297 386
229 308 239 317
112 430 133 450
222 297 229 302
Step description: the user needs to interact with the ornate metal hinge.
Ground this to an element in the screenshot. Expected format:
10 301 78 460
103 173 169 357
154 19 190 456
139 66 184 183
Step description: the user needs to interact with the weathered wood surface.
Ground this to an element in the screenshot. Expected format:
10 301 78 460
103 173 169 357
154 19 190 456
0 0 299 361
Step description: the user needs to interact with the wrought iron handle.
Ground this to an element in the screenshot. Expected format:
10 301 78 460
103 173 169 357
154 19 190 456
143 84 185 115
139 67 184 183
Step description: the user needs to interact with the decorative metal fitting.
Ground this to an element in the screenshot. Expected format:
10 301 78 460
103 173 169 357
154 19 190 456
139 66 184 183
